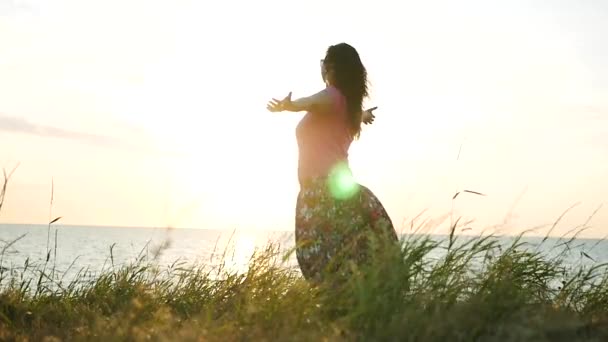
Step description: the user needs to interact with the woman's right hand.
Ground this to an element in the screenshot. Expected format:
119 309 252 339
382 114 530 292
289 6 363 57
267 92 293 112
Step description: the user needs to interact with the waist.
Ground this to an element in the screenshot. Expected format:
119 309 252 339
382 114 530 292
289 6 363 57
298 160 353 188
299 176 326 190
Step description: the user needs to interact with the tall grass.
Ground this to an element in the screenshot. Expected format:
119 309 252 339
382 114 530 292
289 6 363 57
0 232 606 341
1 170 608 341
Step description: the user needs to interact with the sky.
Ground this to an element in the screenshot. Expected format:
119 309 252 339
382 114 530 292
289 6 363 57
1 0 607 238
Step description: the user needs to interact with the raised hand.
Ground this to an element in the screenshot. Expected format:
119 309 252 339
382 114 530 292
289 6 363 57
362 106 377 125
266 92 293 112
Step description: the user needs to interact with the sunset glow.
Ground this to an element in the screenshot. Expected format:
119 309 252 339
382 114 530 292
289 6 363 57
1 0 607 238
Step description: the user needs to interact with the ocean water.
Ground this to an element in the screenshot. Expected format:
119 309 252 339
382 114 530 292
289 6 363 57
0 224 607 283
0 224 298 281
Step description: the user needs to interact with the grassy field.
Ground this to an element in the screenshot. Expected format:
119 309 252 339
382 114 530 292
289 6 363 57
0 231 607 341
2 172 608 341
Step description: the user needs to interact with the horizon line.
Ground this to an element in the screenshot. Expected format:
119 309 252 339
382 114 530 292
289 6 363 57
0 222 603 241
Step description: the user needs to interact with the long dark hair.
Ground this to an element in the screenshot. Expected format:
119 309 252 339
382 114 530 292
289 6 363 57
323 43 369 138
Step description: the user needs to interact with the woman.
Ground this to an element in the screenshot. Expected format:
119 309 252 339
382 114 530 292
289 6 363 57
267 43 398 284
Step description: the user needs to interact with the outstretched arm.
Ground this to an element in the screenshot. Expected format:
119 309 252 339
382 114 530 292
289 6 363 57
288 89 334 112
267 89 333 113
268 91 379 124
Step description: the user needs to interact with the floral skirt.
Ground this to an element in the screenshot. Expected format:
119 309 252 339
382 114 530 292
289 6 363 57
295 177 399 283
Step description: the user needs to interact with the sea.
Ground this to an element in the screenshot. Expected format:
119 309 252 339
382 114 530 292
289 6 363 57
0 224 607 284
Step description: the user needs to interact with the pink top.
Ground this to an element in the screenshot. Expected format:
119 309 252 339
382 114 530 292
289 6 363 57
296 86 353 185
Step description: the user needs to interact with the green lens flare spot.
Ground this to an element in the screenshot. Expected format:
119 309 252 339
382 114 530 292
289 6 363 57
327 162 359 200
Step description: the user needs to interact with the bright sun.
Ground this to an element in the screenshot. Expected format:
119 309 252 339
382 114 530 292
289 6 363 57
159 118 298 231
100 33 313 231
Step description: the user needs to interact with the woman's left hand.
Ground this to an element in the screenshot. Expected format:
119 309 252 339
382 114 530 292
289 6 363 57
267 92 293 112
362 106 377 125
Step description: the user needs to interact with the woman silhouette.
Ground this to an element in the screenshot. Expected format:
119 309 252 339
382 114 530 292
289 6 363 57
267 43 398 284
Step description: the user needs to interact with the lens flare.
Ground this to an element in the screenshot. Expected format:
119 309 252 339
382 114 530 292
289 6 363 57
327 162 359 200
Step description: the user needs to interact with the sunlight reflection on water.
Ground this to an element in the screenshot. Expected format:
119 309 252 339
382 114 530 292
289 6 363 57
1 224 607 288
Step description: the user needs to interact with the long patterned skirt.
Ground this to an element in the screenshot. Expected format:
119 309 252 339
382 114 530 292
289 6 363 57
295 177 399 284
